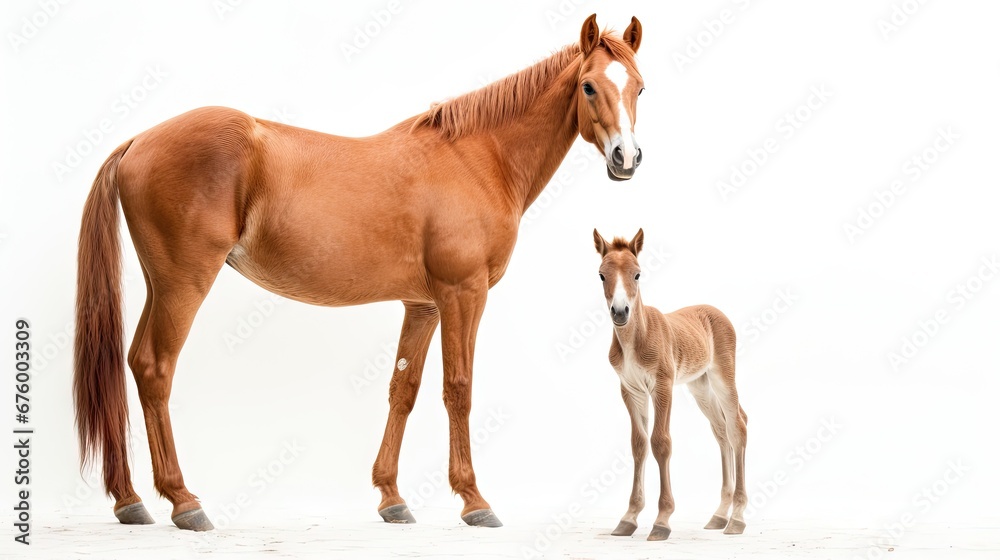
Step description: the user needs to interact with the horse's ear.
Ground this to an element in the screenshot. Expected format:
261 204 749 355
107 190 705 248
623 16 642 53
594 229 609 256
580 14 601 56
629 228 644 256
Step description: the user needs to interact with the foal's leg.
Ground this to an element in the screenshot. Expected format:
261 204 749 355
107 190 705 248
611 385 649 537
433 276 501 527
689 375 734 530
708 362 748 535
128 255 229 531
372 301 440 523
647 375 675 541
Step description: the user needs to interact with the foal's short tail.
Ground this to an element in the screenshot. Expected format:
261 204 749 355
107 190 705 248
705 305 748 426
74 139 133 496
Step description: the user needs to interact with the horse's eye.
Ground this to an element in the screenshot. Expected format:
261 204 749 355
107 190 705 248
582 83 596 96
634 273 640 280
599 273 605 281
638 87 645 96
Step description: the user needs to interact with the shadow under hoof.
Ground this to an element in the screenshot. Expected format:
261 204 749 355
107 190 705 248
610 520 638 536
114 503 155 525
172 508 215 532
379 504 417 524
704 514 729 530
724 520 746 535
461 509 503 528
647 524 671 541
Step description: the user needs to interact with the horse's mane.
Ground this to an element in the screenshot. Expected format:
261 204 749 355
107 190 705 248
413 31 638 139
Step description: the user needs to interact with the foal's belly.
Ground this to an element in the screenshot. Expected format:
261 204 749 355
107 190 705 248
616 357 708 396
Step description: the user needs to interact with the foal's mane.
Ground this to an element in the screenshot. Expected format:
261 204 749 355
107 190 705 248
608 237 633 252
413 31 638 139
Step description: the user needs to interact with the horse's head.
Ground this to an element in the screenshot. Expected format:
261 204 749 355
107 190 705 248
576 15 644 181
593 228 644 327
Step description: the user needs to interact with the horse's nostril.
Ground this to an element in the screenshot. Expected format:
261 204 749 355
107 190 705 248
635 148 642 165
612 146 624 166
625 305 629 314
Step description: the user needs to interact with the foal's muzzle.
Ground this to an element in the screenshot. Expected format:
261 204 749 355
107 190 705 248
611 304 630 326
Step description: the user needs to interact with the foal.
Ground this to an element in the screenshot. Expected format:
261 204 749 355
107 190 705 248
593 229 748 541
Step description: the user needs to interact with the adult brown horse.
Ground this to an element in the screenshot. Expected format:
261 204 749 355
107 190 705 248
74 14 644 531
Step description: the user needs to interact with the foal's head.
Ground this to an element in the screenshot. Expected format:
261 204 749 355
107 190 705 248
576 15 645 181
593 229 645 327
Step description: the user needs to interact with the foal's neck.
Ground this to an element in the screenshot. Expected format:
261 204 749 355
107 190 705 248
613 297 651 352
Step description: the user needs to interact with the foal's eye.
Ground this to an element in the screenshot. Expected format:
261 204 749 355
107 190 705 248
582 83 596 96
599 273 605 281
638 87 645 96
634 273 641 280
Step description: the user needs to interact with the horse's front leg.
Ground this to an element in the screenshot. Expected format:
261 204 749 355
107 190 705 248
372 301 440 523
433 274 502 527
611 385 649 536
647 374 675 541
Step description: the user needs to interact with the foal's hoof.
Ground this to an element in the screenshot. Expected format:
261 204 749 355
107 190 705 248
172 508 215 532
724 519 746 535
461 509 503 528
114 502 155 525
379 504 417 524
647 524 671 541
610 520 638 536
704 514 729 530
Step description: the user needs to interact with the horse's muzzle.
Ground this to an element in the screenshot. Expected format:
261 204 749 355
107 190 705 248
606 145 642 181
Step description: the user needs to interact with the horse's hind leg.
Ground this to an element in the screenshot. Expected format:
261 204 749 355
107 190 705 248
110 262 157 526
689 375 734 530
127 246 231 531
372 301 440 523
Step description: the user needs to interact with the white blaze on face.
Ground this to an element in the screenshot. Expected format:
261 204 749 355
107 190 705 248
611 273 629 312
604 61 637 169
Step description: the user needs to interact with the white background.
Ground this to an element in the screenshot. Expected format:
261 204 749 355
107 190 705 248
2 0 999 558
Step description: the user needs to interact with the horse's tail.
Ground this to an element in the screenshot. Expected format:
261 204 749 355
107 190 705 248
74 139 133 496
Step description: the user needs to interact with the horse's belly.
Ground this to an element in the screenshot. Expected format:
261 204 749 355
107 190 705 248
225 236 430 307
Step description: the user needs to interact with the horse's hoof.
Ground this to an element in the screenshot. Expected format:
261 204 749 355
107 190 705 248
114 502 155 525
611 520 638 536
647 524 671 541
379 504 416 524
461 508 503 528
724 519 746 535
171 508 215 532
704 514 729 530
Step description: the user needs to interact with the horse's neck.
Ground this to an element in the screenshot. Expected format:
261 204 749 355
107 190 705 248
492 63 582 215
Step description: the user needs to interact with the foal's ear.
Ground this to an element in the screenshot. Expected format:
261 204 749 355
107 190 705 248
594 228 609 256
623 16 642 53
628 228 644 256
580 14 601 56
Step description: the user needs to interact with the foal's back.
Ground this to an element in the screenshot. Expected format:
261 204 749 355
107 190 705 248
642 304 735 385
